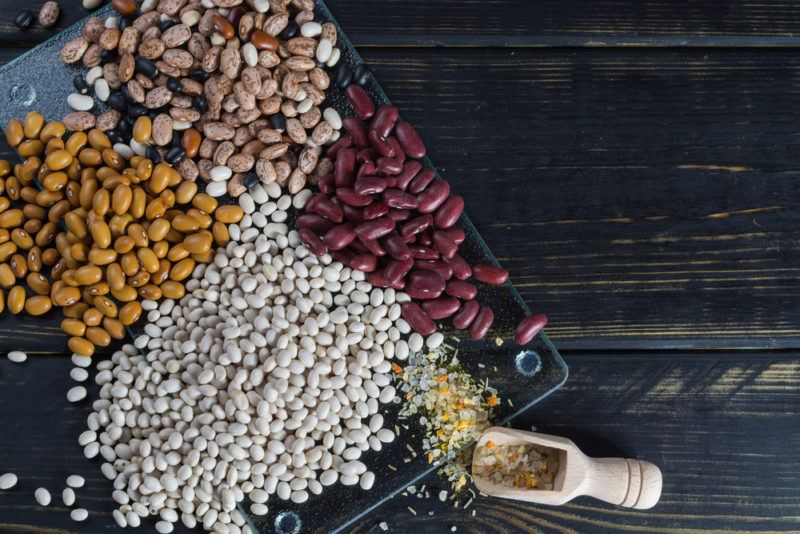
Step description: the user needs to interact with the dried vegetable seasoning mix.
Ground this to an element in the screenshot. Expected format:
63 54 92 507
397 341 499 491
473 442 559 490
2 112 242 356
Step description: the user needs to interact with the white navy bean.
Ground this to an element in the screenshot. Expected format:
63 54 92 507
35 488 51 506
0 473 17 489
7 351 26 363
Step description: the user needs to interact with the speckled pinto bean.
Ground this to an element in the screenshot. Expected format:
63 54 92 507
400 302 436 336
346 85 375 120
472 263 509 285
515 313 549 345
422 296 461 320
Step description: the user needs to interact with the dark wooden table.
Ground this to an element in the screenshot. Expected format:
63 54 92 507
1 1 799 532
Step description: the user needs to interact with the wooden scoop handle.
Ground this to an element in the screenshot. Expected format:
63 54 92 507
581 457 662 509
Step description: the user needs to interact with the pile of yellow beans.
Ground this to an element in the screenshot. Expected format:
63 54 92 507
2 112 245 357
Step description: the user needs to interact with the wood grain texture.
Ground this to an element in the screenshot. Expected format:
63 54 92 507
1 353 797 533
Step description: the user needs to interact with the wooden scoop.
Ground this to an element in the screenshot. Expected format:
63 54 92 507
472 427 662 509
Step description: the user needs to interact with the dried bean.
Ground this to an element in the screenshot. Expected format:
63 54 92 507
515 313 548 345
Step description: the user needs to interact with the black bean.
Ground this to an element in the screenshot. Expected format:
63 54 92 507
189 69 209 83
134 55 158 78
120 84 134 102
335 64 353 89
270 112 286 131
165 146 185 165
146 146 162 164
158 18 175 32
73 75 90 95
15 11 34 30
147 110 160 120
280 21 298 39
193 95 208 113
107 92 127 112
166 78 182 92
128 104 148 118
117 118 131 138
315 59 327 69
107 129 123 144
354 64 372 86
100 49 116 64
119 16 133 30
171 131 182 148
244 172 259 190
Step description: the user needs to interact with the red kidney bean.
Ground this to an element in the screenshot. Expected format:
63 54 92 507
363 201 389 220
387 209 411 222
334 148 356 187
370 105 399 138
414 260 452 281
416 229 432 247
354 217 395 241
331 249 353 264
383 189 419 209
395 161 421 190
343 117 369 148
384 257 414 284
357 161 376 179
349 239 368 254
417 180 450 213
405 287 443 300
318 174 334 194
400 214 433 237
368 130 395 159
441 227 465 244
361 238 387 257
309 197 344 223
367 271 405 289
342 204 365 226
357 147 378 164
336 187 373 207
472 263 509 285
395 121 426 159
227 5 245 25
515 313 548 345
408 169 436 194
452 300 479 329
377 157 403 176
409 245 438 260
469 306 494 340
326 136 352 159
354 176 388 195
382 234 411 260
296 214 336 233
422 296 461 320
445 280 477 300
298 228 327 256
386 178 398 188
388 136 405 163
349 253 379 272
322 223 356 251
431 230 457 259
434 195 464 229
346 85 375 120
408 269 446 293
400 302 436 336
443 254 471 280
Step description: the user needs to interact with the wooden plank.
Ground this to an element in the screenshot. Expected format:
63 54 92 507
3 1 800 47
350 48 800 350
0 352 797 532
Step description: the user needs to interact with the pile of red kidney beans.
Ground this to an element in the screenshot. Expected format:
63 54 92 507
299 83 547 345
